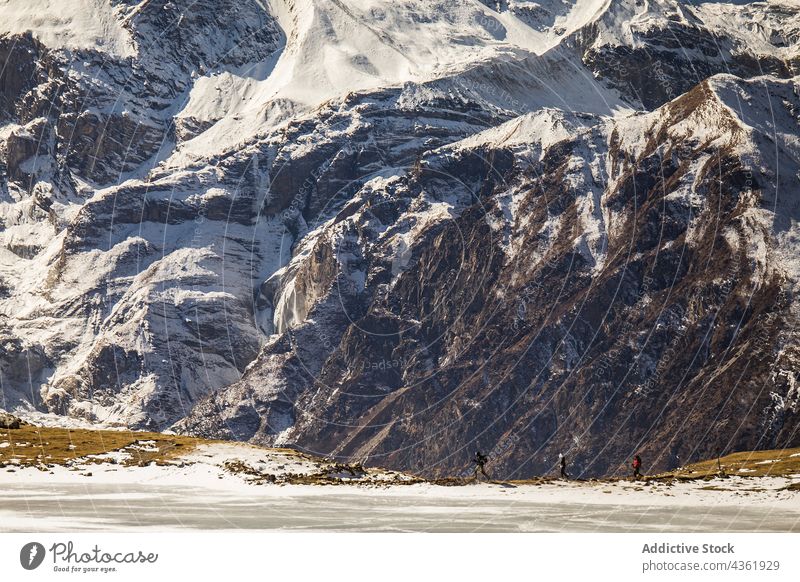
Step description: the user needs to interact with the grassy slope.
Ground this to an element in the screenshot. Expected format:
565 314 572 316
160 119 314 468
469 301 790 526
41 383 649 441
666 448 800 479
0 423 416 485
0 423 204 468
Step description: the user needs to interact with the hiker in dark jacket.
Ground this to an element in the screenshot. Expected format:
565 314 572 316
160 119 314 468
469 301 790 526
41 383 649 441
473 451 490 481
559 454 569 479
632 454 643 480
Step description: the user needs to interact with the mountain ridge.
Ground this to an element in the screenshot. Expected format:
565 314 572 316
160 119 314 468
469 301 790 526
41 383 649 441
0 0 798 477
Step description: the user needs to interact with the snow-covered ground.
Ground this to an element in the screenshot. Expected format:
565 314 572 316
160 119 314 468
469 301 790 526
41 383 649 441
1 442 798 532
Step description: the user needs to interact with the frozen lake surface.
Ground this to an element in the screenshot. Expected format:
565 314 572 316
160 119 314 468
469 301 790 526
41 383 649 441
2 482 798 532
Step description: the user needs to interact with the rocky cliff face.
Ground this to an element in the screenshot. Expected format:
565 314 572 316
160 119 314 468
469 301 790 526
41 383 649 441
1 1 798 477
181 74 800 477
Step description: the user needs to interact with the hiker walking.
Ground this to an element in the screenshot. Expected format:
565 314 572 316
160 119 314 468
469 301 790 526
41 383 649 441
473 450 491 481
632 454 643 480
559 453 569 479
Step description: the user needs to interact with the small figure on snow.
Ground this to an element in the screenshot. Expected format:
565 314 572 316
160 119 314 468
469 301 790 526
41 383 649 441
472 450 491 481
632 454 643 480
559 453 569 479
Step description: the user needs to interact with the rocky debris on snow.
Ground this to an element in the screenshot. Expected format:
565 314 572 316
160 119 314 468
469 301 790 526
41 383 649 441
0 412 23 429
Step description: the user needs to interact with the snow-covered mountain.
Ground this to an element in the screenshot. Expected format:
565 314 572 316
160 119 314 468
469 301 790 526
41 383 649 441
0 0 798 477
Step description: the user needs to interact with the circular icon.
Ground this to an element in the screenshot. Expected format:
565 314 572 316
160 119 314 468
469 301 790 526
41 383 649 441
20 542 46 570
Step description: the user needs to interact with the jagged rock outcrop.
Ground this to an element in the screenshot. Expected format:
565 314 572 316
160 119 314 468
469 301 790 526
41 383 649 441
0 411 22 429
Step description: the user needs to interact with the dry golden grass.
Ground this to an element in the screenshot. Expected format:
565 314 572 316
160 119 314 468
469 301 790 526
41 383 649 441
665 447 800 480
0 424 203 468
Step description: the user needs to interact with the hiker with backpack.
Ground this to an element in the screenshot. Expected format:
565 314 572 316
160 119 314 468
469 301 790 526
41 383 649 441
473 450 491 481
632 454 643 480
